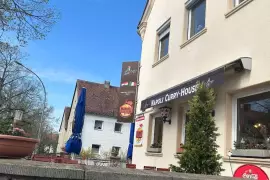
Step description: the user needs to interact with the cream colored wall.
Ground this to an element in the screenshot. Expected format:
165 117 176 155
56 115 67 153
134 0 270 175
66 88 78 141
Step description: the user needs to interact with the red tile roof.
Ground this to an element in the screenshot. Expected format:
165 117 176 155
76 80 119 117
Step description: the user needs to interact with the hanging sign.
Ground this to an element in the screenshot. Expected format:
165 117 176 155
118 61 139 123
233 164 269 180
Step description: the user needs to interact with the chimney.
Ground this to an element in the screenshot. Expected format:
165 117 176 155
104 80 110 88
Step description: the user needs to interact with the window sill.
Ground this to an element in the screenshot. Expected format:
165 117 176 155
223 157 270 166
225 0 254 18
94 129 103 131
145 152 163 157
180 28 207 49
152 54 169 68
114 131 122 134
174 153 183 158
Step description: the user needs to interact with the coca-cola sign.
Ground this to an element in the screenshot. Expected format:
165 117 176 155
233 164 269 180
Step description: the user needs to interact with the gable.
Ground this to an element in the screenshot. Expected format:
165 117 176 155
138 0 155 28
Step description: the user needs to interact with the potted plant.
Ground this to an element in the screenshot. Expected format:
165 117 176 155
177 143 184 154
232 138 270 158
148 142 162 153
0 110 39 159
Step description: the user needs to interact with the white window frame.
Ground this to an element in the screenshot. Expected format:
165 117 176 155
187 0 206 40
114 123 123 133
92 144 101 154
112 146 121 156
149 116 163 149
94 120 103 130
231 86 270 149
157 19 170 61
234 0 245 7
188 10 192 40
181 104 190 144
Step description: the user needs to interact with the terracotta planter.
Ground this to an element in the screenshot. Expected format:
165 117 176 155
0 134 39 158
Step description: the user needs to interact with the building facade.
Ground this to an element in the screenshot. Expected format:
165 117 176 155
57 80 130 157
57 107 71 153
133 0 270 177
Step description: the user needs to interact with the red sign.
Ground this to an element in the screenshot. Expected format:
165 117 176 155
135 114 145 122
233 164 269 180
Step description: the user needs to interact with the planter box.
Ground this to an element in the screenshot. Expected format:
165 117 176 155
144 166 156 170
126 164 136 169
157 168 170 172
0 135 39 159
148 148 162 153
232 149 270 158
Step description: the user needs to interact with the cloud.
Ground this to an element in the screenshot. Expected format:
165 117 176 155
35 68 103 85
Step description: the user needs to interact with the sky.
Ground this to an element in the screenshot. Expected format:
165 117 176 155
22 0 146 129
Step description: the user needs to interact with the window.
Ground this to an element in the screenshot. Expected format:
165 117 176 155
187 0 206 39
114 123 122 133
234 0 245 7
149 117 163 152
158 32 170 60
157 20 170 61
111 146 120 156
92 144 100 154
235 91 270 150
94 120 103 130
182 112 190 144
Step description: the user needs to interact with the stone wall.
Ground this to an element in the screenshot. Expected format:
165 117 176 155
0 160 240 180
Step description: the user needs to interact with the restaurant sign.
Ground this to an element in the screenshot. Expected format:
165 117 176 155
233 164 269 180
141 67 224 111
118 61 139 123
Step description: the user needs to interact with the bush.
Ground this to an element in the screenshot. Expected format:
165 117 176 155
170 82 223 175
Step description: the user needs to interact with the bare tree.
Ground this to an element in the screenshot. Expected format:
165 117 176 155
0 0 58 44
0 42 41 116
0 43 58 145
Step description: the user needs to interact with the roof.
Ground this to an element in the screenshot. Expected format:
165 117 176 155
46 133 58 141
76 80 119 117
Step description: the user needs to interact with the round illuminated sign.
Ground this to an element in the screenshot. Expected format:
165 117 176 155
233 164 269 180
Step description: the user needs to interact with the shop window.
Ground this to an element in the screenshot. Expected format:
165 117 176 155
235 91 270 150
114 123 122 133
156 19 170 61
148 117 163 153
234 0 245 7
111 146 120 156
94 120 103 130
187 0 206 39
92 144 100 154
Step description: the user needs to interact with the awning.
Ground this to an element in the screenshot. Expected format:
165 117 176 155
140 57 252 111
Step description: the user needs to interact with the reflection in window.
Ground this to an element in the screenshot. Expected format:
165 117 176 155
188 0 206 39
236 92 270 150
92 144 100 154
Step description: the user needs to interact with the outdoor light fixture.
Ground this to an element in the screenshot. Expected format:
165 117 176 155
160 106 172 124
14 109 24 121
